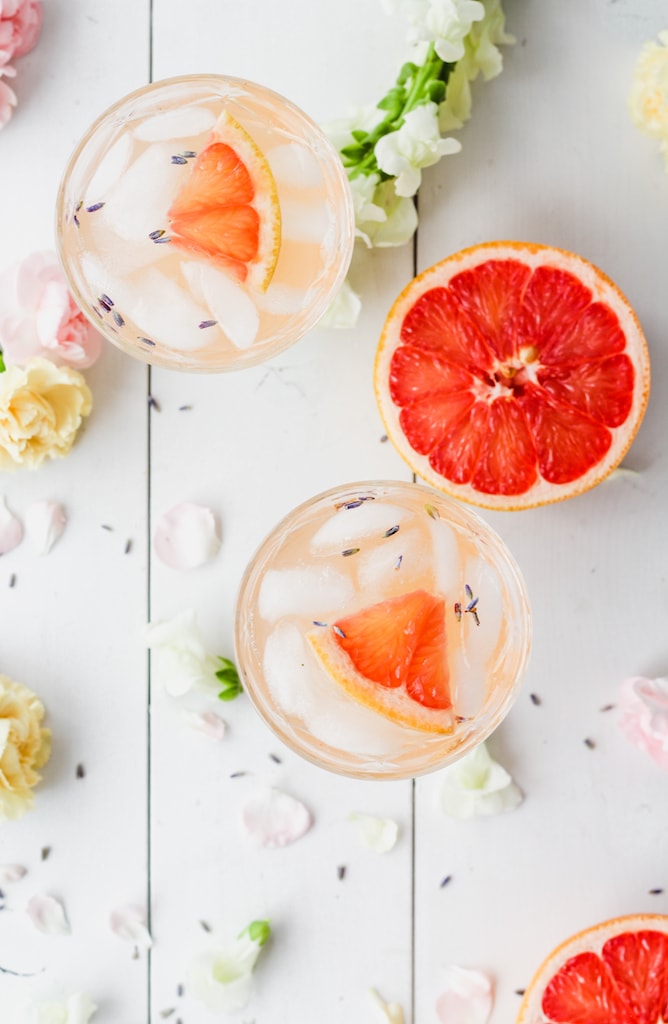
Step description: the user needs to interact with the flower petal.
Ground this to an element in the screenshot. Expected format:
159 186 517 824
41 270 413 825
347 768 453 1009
618 675 668 769
179 708 227 740
242 787 312 847
146 609 220 696
153 502 220 569
368 987 405 1024
25 500 66 555
0 863 27 883
350 813 399 853
439 743 523 818
26 893 71 935
109 904 153 948
436 965 493 1024
0 495 23 554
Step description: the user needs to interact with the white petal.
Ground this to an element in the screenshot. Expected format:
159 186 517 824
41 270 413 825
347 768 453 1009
26 894 71 935
188 949 254 1013
25 500 67 555
242 787 313 847
350 813 399 853
436 965 493 1024
318 279 362 329
0 863 27 883
65 993 98 1024
153 503 220 569
0 495 23 554
180 708 227 741
439 744 523 818
109 905 153 948
368 988 405 1024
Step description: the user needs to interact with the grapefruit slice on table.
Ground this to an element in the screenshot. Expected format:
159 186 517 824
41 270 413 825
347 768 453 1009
307 589 454 734
375 241 650 510
167 111 281 291
517 914 668 1024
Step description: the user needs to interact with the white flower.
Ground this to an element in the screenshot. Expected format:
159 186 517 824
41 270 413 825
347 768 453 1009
349 173 388 247
323 103 384 152
436 965 493 1024
146 609 220 697
439 742 523 817
368 988 405 1024
350 813 399 852
319 279 363 329
383 0 485 63
363 179 419 245
374 102 461 197
25 993 97 1024
188 920 270 1013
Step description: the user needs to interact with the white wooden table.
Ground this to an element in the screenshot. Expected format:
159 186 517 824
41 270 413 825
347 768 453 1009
2 1 667 1021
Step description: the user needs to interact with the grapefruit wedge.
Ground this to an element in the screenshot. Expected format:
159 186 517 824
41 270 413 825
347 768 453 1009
307 589 455 734
517 914 668 1024
168 111 281 291
375 242 650 510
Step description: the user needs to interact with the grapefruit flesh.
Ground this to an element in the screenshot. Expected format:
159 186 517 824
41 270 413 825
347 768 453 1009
168 111 281 291
307 589 454 734
375 242 650 510
517 915 668 1024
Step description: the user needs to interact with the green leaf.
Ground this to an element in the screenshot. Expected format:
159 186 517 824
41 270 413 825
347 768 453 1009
377 90 404 113
217 657 236 671
218 684 242 702
215 667 238 684
351 129 368 143
244 920 271 946
0 351 5 373
397 61 419 85
339 143 366 161
215 656 242 699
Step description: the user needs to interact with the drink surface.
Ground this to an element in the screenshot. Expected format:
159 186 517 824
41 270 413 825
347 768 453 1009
235 481 532 779
56 76 354 371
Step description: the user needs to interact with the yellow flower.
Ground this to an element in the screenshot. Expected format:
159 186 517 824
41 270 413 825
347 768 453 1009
0 674 51 822
629 30 668 168
0 357 92 470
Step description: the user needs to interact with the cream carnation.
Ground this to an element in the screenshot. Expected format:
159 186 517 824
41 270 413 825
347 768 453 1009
629 29 668 169
0 673 50 822
0 357 92 470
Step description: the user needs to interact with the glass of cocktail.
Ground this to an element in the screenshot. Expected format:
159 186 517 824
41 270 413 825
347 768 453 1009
235 480 532 779
56 75 354 372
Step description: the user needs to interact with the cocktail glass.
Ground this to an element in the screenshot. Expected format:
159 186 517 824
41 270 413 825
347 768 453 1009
56 75 355 372
235 480 532 780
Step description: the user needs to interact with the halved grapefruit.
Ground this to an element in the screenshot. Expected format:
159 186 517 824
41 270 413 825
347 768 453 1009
168 111 281 291
307 589 454 734
517 914 668 1024
375 242 651 510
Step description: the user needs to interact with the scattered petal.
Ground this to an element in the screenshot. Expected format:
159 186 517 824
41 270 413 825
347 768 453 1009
0 863 27 884
617 675 668 769
439 743 523 818
350 813 399 853
0 496 22 554
146 609 220 696
110 905 152 949
26 893 71 935
188 921 270 1013
25 500 66 555
153 502 220 569
436 965 493 1024
179 708 227 741
368 987 405 1024
29 992 98 1024
242 787 312 847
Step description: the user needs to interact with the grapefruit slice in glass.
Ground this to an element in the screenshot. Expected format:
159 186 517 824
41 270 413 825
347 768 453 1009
307 589 454 734
374 242 651 510
517 914 668 1024
168 111 281 292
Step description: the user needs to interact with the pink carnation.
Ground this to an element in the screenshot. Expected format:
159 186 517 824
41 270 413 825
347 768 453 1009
0 63 16 128
617 675 668 770
0 0 42 65
0 251 102 369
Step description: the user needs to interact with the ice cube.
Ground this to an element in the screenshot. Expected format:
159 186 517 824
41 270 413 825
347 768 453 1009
133 105 215 142
79 254 140 313
265 142 324 188
101 143 185 242
181 261 259 349
280 199 332 243
429 519 463 597
309 502 409 554
258 565 355 622
125 267 216 351
356 527 432 595
84 217 173 276
263 622 314 717
451 557 504 717
255 283 309 315
85 134 134 203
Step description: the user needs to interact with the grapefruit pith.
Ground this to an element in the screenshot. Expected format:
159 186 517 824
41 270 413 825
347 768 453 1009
168 111 281 292
307 589 454 734
517 914 668 1024
375 242 650 510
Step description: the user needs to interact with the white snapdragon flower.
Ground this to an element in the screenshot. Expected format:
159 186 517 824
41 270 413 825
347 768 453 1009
319 279 363 329
188 921 270 1013
323 104 384 153
146 609 220 697
383 0 484 63
439 742 523 817
25 993 97 1024
375 102 461 196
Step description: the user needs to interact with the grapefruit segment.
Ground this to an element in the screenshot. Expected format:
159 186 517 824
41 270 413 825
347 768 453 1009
167 111 281 292
375 241 651 510
307 589 454 734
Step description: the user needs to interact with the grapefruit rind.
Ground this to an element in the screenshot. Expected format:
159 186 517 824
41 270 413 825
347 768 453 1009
516 913 668 1024
307 627 455 735
374 241 651 511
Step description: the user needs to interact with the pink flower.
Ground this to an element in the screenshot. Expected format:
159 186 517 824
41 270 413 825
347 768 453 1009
0 64 16 128
0 252 102 369
617 676 668 769
0 0 42 66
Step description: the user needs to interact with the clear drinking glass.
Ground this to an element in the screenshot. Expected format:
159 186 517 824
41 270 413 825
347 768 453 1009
235 480 532 780
56 75 354 372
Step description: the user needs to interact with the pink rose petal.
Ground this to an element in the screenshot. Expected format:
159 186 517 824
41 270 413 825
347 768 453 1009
180 708 227 740
242 787 313 848
26 893 71 935
25 499 66 554
436 966 493 1024
110 904 153 948
154 502 220 569
0 495 22 553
